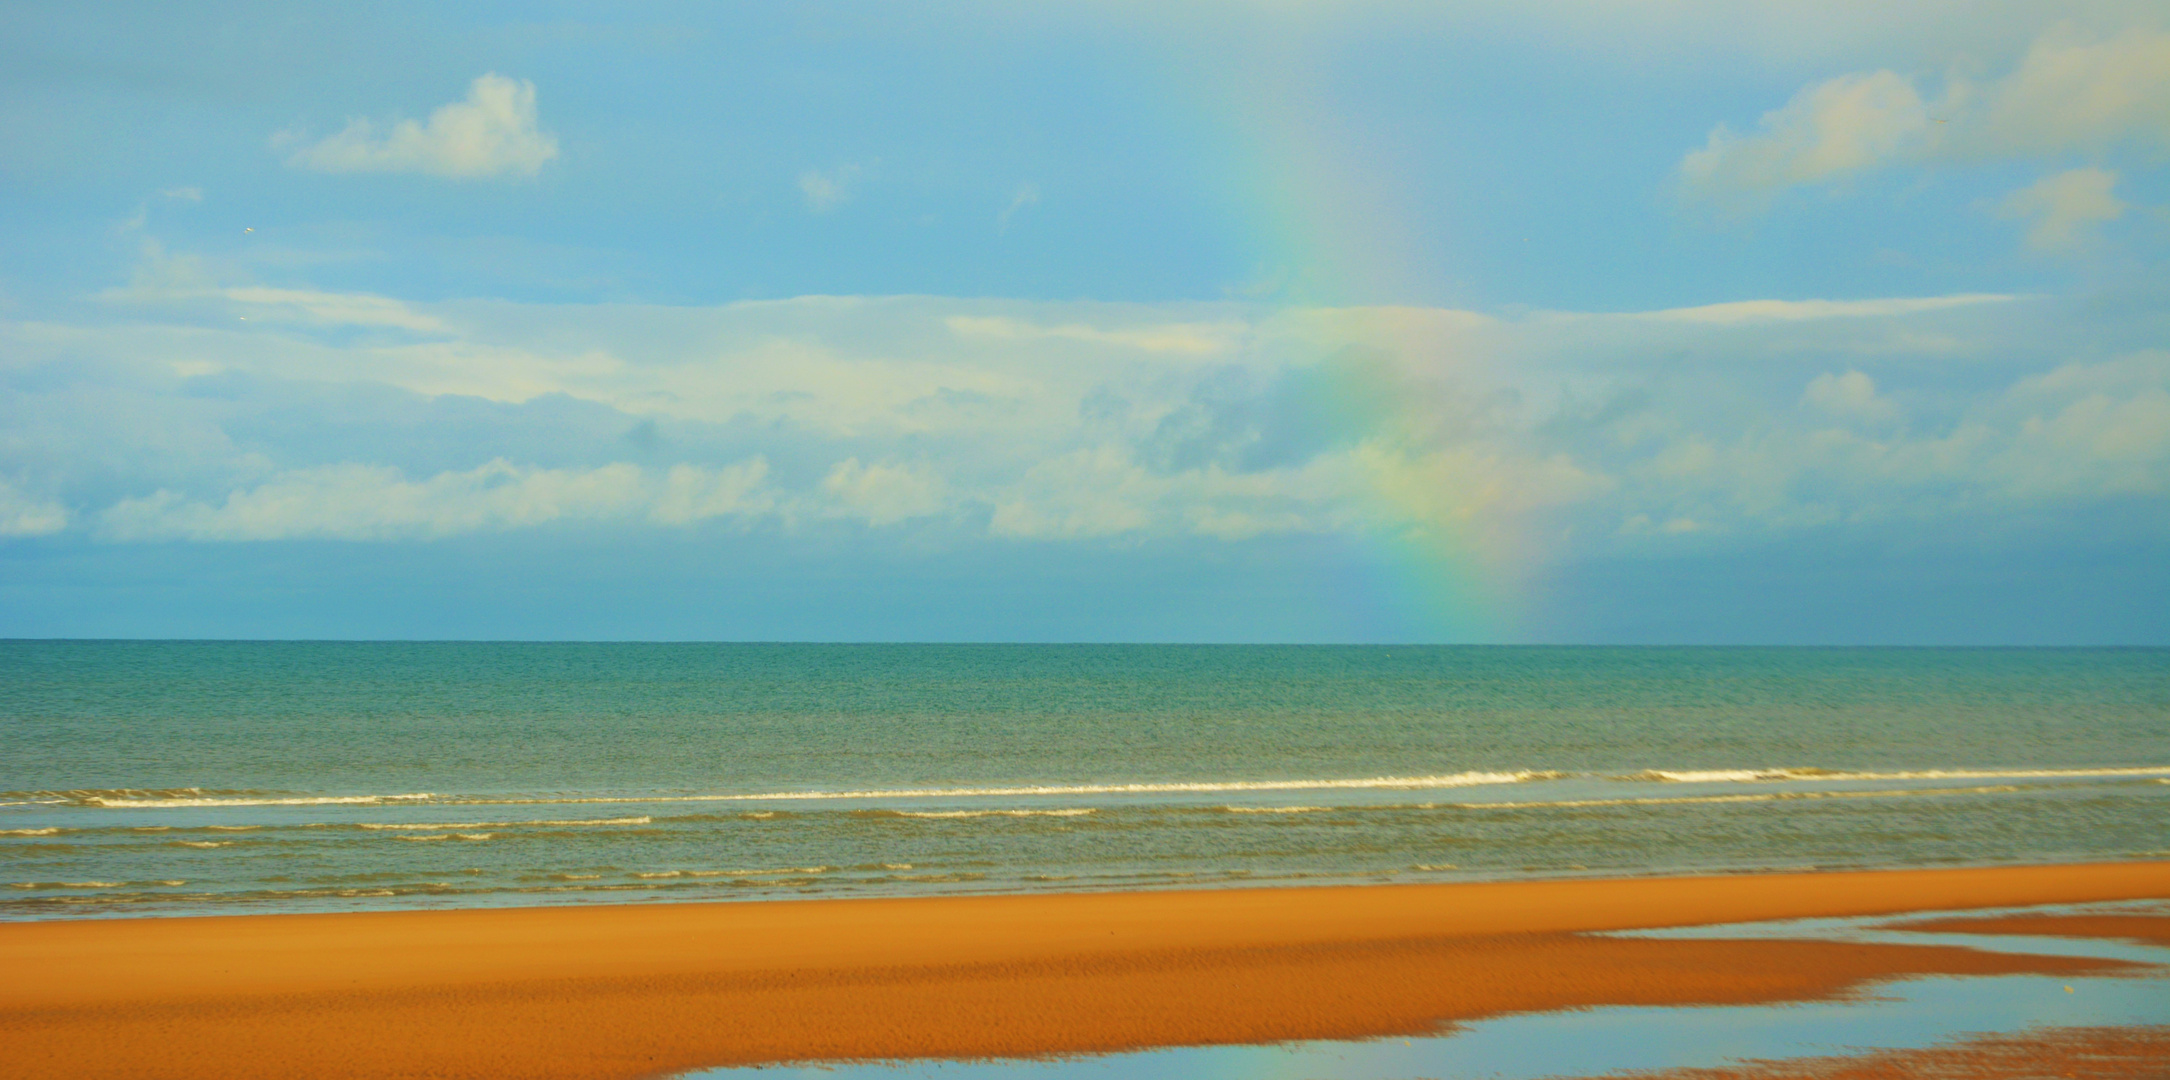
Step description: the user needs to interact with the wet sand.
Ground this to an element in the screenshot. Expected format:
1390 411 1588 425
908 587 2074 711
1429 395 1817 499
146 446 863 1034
1 861 2165 1080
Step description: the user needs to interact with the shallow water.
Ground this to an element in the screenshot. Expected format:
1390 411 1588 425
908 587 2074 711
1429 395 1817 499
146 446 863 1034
5 643 2166 917
684 902 2170 1080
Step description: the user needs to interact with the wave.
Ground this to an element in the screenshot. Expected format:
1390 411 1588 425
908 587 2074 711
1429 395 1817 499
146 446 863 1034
393 833 495 842
737 771 1560 801
1222 805 1331 814
34 765 2165 817
5 787 272 804
356 816 650 831
1433 783 2033 812
380 771 1568 808
173 840 233 848
631 866 830 879
886 809 1097 819
0 827 61 837
1628 766 2170 783
85 793 435 808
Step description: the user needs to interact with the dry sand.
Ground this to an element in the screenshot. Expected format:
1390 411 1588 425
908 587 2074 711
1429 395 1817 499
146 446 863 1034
2 861 2166 1080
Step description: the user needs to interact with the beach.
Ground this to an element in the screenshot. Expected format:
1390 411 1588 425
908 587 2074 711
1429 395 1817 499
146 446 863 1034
3 861 2165 1080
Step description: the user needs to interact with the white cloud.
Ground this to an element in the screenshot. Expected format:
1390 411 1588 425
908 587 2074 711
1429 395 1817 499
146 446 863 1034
1681 70 1929 199
1996 167 2127 251
798 166 859 212
1640 294 2014 324
1803 370 1900 423
1680 25 2170 205
821 458 948 525
284 74 559 179
1973 26 2170 158
221 287 449 332
945 314 1242 355
651 460 776 525
0 480 68 537
97 459 773 542
25 282 2169 567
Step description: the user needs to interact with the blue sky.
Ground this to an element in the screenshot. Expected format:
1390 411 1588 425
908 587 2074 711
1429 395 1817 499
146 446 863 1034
3 1 2168 642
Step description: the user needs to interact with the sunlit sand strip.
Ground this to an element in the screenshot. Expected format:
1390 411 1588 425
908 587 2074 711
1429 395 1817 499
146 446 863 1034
0 862 2164 1080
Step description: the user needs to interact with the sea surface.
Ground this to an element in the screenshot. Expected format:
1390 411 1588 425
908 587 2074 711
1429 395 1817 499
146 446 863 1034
2 642 2166 919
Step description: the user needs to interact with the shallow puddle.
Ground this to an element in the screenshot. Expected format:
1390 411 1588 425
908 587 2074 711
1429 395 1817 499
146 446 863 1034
685 902 2170 1080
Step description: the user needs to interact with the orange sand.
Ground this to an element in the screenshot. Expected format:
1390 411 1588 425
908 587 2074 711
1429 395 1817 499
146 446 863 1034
1 861 2166 1080
1557 1025 2170 1079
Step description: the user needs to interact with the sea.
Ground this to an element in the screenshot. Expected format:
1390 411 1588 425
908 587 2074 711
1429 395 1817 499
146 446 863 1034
3 642 2166 920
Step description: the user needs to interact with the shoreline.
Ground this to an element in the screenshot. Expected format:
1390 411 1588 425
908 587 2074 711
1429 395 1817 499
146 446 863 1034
2 861 2166 1080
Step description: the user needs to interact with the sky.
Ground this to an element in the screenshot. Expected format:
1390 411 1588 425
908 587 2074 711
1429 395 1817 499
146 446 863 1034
3 0 2168 643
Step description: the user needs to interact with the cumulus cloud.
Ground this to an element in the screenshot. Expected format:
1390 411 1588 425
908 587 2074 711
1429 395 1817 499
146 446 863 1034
10 281 2163 574
284 74 559 179
1996 167 2127 251
0 480 68 537
1681 70 1929 199
1803 370 1900 423
821 458 947 526
1973 26 2170 158
1680 25 2170 207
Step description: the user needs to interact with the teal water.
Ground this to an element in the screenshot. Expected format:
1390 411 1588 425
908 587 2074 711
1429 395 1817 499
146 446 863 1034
3 643 2166 918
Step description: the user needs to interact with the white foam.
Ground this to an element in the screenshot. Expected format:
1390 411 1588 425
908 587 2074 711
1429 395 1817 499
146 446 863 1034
1222 805 1331 814
1810 765 2170 782
636 866 828 879
1629 765 2170 783
393 832 495 842
357 816 650 831
1633 769 1798 783
707 771 1556 803
891 808 1098 819
173 840 232 848
88 793 435 808
1440 783 2028 812
0 827 61 836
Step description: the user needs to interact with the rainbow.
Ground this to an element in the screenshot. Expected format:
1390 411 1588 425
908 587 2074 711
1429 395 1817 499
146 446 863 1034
1200 54 1531 640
